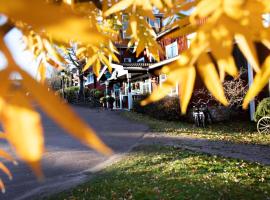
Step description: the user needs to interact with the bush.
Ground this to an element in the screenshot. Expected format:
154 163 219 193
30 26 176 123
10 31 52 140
107 96 115 104
254 98 270 122
64 86 79 103
133 95 183 121
84 87 91 99
86 89 104 107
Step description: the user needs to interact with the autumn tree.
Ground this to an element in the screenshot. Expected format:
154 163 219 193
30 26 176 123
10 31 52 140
0 0 269 192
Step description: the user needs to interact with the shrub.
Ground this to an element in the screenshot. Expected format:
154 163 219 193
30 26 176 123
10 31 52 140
107 96 115 104
86 89 104 107
93 90 103 99
133 95 183 121
88 89 104 99
84 87 91 99
100 96 106 104
64 86 79 103
254 98 270 122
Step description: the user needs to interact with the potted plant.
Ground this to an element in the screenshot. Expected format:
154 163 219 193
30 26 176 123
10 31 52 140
100 96 107 108
107 96 115 110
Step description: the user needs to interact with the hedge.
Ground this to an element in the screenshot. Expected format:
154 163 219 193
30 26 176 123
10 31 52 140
254 98 270 122
58 87 103 106
133 96 184 121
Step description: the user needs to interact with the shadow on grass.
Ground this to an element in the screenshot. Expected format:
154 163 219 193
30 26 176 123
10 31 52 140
120 111 270 146
49 145 270 200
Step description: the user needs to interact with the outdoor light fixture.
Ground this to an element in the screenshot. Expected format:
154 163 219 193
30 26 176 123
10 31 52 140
60 71 65 76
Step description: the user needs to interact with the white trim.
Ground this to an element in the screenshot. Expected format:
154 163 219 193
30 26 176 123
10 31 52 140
137 57 145 63
248 62 255 121
148 55 180 70
97 66 108 81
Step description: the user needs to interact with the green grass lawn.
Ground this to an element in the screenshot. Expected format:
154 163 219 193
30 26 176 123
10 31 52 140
49 145 270 200
120 111 270 146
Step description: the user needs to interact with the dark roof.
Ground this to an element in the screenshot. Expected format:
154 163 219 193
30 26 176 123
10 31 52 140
120 62 153 68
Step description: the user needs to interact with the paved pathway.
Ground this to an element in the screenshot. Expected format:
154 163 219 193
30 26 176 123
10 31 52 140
2 108 270 199
0 107 148 200
141 133 270 165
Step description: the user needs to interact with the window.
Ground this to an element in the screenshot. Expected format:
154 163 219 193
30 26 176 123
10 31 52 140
159 74 178 96
143 79 150 94
263 14 270 28
148 18 155 27
159 74 167 86
148 18 161 29
124 58 132 63
87 73 94 84
155 18 161 28
137 57 145 63
165 41 178 59
122 14 131 39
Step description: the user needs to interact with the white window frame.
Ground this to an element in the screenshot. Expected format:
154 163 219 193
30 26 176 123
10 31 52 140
165 41 178 59
148 18 161 29
87 73 94 84
160 74 178 96
137 57 145 63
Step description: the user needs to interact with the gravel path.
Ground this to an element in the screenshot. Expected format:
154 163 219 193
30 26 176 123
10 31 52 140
140 133 270 165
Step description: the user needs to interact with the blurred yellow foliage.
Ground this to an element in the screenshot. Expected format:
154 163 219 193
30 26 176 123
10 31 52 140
0 0 269 192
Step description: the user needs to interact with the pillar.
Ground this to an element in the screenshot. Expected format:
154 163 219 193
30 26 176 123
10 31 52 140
248 62 255 121
127 73 133 110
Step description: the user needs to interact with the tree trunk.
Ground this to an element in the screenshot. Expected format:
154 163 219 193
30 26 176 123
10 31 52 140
78 73 84 101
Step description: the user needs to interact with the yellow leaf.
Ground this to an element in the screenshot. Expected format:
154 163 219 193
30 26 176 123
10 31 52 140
178 66 196 114
0 179 5 193
0 69 12 97
235 33 260 73
0 92 44 178
197 53 228 106
46 57 64 70
19 69 112 156
178 0 199 11
163 0 173 8
130 16 138 39
76 47 87 58
38 62 46 84
0 0 106 44
43 39 65 64
141 80 175 106
83 54 98 71
104 0 134 17
0 149 17 165
93 59 101 77
0 163 12 180
136 41 145 57
243 55 270 109
99 53 112 73
151 0 163 10
191 0 220 22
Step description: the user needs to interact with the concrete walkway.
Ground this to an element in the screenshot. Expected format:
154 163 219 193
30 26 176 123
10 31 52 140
0 107 148 200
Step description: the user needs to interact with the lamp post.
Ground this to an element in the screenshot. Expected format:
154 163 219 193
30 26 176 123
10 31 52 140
60 71 65 98
105 80 109 108
127 73 132 110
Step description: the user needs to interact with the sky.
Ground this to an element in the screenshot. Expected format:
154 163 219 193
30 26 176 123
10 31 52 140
0 14 39 78
0 27 40 79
